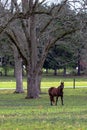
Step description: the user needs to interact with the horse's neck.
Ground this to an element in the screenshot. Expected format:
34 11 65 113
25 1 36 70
58 85 63 91
58 86 61 90
58 85 61 88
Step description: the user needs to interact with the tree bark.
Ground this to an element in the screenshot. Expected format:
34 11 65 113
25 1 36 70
63 67 66 76
25 66 39 98
54 68 57 76
77 49 81 76
4 67 8 76
25 6 40 98
13 45 24 93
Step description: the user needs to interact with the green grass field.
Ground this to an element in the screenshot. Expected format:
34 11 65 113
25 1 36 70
0 88 87 130
0 75 87 89
0 76 87 129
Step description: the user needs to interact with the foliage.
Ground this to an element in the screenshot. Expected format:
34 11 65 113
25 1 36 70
0 35 14 76
43 43 76 70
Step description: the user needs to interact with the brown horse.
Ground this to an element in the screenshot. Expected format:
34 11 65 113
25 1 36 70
48 82 64 106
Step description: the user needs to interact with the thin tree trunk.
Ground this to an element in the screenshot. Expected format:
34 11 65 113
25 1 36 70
38 70 42 94
4 67 8 76
46 69 48 74
63 67 66 76
77 59 81 76
54 68 57 76
77 49 81 76
13 45 24 93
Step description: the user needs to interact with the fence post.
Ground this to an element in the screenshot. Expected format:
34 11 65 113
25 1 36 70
73 78 75 89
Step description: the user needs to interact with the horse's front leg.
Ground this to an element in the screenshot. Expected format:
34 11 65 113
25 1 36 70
50 96 53 106
61 95 64 105
56 96 58 105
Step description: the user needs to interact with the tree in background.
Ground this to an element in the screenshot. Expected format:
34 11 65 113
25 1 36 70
0 34 24 93
0 34 14 76
12 44 24 93
0 0 85 98
43 42 76 76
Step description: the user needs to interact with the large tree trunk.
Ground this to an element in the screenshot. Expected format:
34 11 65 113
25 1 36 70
13 45 24 93
25 66 40 98
25 3 40 98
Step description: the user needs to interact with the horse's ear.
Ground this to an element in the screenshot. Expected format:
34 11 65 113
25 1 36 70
61 82 64 85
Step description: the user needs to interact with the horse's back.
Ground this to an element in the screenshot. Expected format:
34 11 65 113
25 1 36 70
48 87 55 95
48 87 58 96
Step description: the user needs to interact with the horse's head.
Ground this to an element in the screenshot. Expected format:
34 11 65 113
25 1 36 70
60 82 64 89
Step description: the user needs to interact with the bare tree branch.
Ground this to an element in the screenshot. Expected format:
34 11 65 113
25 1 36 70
40 0 68 34
0 14 16 34
5 30 28 65
11 0 20 11
36 28 79 73
39 0 46 5
33 0 39 10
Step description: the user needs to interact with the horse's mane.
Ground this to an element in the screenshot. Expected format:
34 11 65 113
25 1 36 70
58 82 64 92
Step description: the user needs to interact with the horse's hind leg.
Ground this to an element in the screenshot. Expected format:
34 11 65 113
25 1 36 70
52 97 55 105
50 96 55 106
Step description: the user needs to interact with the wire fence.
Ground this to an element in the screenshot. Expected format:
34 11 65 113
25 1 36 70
42 78 87 89
0 78 87 89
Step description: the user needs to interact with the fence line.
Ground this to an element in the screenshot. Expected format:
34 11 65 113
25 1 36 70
0 86 87 90
0 78 87 89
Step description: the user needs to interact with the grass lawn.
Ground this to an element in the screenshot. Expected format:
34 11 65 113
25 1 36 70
0 75 87 89
41 75 87 88
0 88 87 130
